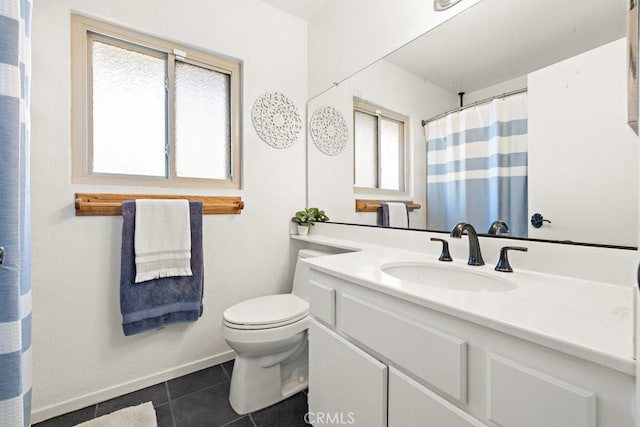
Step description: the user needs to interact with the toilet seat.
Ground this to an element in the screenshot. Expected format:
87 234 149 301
223 294 309 330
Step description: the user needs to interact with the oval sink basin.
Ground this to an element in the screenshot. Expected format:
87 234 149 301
381 262 516 292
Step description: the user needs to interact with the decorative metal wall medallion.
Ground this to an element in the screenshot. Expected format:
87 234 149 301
251 92 302 149
309 106 348 156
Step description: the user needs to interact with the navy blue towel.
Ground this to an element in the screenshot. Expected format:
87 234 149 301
120 200 204 336
377 204 390 227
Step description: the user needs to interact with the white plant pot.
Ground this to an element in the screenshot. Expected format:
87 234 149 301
297 225 310 236
289 221 298 235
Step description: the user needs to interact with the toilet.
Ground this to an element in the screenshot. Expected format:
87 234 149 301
222 249 331 414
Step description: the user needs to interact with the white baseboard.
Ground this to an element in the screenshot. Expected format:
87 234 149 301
31 350 235 424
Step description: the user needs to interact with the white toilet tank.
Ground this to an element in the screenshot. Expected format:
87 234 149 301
291 249 332 301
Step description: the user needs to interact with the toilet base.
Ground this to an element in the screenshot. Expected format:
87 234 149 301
229 343 308 414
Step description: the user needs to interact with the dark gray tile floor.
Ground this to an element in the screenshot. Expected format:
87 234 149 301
34 360 311 427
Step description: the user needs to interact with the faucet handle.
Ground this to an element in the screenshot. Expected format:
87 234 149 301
430 238 453 262
495 246 528 273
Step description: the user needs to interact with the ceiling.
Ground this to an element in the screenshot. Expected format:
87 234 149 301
260 0 329 22
259 0 626 93
384 0 626 93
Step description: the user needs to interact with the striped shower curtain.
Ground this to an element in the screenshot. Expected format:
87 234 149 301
0 0 33 426
425 92 528 237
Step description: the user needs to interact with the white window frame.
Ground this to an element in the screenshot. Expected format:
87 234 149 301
353 98 410 195
71 15 242 188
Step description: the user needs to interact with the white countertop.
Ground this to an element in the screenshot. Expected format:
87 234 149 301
292 235 635 375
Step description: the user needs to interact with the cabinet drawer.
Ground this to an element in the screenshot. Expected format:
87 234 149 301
341 294 467 402
309 280 336 326
488 353 596 427
389 368 485 427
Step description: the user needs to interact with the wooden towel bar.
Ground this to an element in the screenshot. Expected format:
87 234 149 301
75 193 244 216
355 199 421 213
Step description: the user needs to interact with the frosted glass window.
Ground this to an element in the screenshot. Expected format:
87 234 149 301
72 15 241 187
353 101 406 192
91 40 166 177
380 118 404 190
354 111 378 188
175 62 231 180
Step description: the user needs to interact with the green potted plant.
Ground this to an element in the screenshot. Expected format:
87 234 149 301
291 207 329 236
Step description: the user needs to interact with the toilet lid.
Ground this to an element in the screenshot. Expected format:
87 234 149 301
223 294 309 328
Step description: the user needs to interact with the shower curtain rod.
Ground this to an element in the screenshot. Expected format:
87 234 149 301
421 87 527 127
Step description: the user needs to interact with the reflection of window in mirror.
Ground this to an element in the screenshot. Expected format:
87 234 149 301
353 98 408 193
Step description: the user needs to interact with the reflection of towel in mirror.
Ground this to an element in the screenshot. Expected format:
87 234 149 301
121 201 204 336
377 202 409 228
134 199 192 283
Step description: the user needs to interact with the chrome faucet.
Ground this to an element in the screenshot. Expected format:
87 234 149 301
450 222 485 266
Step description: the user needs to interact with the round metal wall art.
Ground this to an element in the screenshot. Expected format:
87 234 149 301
251 92 302 149
309 106 348 156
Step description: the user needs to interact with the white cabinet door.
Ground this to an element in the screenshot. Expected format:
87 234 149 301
389 368 486 427
308 319 387 427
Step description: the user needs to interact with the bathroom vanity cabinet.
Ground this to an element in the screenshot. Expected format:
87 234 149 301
307 269 634 427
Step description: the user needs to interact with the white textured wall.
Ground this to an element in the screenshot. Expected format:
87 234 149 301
31 0 307 420
307 59 457 228
464 76 527 105
528 39 637 246
307 0 481 97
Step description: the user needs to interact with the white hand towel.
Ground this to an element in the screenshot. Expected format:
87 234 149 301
386 202 409 228
134 199 192 283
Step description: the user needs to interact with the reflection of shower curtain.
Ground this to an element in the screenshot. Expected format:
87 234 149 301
0 1 33 425
425 92 528 236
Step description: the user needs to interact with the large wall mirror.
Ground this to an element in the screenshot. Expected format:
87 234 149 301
307 0 638 248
